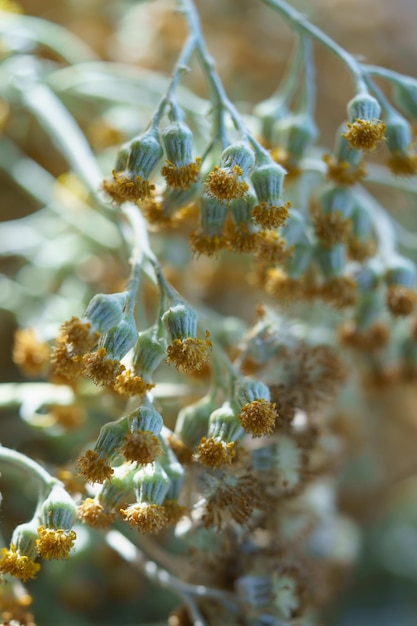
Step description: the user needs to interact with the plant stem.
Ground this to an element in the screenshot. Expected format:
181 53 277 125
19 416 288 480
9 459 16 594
261 0 368 93
0 445 59 491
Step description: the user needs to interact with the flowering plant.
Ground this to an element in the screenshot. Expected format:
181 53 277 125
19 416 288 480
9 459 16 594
0 0 417 624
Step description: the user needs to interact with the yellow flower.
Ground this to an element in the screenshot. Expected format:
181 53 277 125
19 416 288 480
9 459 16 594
161 158 202 189
0 545 40 582
82 347 124 387
76 449 114 484
387 151 417 177
121 431 162 464
342 119 386 151
120 503 168 534
166 332 212 374
251 201 291 230
78 497 116 529
102 170 155 205
113 370 153 396
36 527 76 560
206 165 248 203
386 285 417 316
195 437 235 468
238 399 277 437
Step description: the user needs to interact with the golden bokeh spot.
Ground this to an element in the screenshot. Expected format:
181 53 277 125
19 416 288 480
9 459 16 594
313 211 352 248
386 285 417 316
12 328 51 377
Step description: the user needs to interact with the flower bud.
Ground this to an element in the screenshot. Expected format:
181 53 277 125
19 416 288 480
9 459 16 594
234 378 272 408
133 326 166 382
11 519 39 561
347 93 381 122
100 312 138 361
162 120 194 167
175 393 217 447
94 417 129 460
114 141 130 173
199 194 229 236
159 439 185 500
98 465 135 511
127 130 163 180
133 462 170 505
251 161 286 205
162 302 198 340
236 574 272 610
128 405 164 436
384 111 413 154
38 484 77 531
84 292 128 334
207 401 244 442
221 141 255 177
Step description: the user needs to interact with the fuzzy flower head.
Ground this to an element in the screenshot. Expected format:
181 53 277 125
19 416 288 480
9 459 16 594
163 302 212 374
196 437 236 469
38 484 77 531
189 194 229 257
120 502 168 534
76 449 114 484
251 158 290 223
234 378 277 437
36 527 76 560
0 545 40 582
77 497 116 529
205 142 254 203
160 120 201 189
121 430 163 465
102 131 162 205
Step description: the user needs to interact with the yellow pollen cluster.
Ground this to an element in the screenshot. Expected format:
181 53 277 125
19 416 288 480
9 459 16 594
252 201 291 230
342 119 386 151
206 165 248 203
102 170 155 205
121 430 162 464
113 370 153 396
78 497 116 529
0 545 40 582
238 399 277 437
82 347 124 387
386 285 417 316
12 328 51 377
313 211 352 248
196 437 235 468
166 332 212 374
189 231 228 257
36 527 76 560
61 317 99 354
76 449 114 483
120 503 168 534
323 154 367 185
161 158 202 189
51 317 99 383
387 151 417 177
